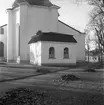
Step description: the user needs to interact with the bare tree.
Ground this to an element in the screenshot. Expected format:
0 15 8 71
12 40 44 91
75 0 104 65
85 30 92 62
88 3 104 63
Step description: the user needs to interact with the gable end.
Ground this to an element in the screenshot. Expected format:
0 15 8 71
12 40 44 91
58 20 82 34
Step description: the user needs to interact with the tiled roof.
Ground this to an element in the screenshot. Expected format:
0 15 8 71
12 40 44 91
28 31 77 44
12 0 55 8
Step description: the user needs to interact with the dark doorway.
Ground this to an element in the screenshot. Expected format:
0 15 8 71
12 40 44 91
0 42 4 57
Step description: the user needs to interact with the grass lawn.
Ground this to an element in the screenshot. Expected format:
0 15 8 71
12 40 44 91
0 86 104 105
0 65 66 81
0 70 104 105
0 71 40 82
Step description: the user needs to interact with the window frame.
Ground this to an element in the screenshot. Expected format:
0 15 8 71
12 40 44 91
49 47 55 59
63 47 69 59
0 41 4 57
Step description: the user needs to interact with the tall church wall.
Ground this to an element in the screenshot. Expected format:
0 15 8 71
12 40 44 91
19 4 58 62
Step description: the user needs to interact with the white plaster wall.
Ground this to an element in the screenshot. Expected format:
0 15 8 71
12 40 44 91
85 56 99 62
7 9 14 61
19 4 58 61
15 9 20 24
0 26 7 59
7 8 20 61
41 41 76 65
74 33 85 61
27 6 58 35
58 21 85 61
19 4 29 61
58 21 81 35
14 9 20 58
30 42 41 65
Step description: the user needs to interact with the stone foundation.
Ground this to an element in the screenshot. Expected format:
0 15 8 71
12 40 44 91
20 60 30 64
41 63 76 67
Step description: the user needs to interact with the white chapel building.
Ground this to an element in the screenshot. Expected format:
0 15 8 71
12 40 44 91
0 0 85 66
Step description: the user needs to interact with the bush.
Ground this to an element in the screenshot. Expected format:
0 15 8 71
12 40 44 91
0 87 104 105
61 74 80 81
36 68 51 74
0 88 47 105
95 63 103 69
84 68 96 72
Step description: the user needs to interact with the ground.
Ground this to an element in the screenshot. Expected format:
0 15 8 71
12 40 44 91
0 63 104 104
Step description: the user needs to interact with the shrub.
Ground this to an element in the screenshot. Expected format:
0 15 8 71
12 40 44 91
61 74 80 81
95 63 103 69
84 68 96 72
0 88 47 105
36 68 51 74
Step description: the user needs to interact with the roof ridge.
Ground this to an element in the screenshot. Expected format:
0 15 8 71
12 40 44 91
58 20 82 34
0 24 7 28
43 32 74 36
12 0 56 8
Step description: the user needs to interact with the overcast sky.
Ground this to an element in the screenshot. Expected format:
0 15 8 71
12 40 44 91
0 0 92 32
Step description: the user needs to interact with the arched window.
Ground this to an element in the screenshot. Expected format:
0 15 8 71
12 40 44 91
49 47 55 58
0 42 4 57
64 47 69 58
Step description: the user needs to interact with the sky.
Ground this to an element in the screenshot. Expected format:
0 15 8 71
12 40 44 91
0 0 92 32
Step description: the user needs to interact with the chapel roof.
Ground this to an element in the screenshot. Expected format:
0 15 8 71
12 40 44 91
28 31 77 44
12 0 55 8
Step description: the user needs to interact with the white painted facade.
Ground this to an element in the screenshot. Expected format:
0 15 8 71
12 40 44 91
30 41 76 66
19 3 59 62
30 41 41 65
85 56 99 62
6 2 59 62
0 0 85 64
58 21 85 61
6 8 20 62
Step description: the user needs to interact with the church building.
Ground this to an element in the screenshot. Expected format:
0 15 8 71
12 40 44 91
0 0 85 66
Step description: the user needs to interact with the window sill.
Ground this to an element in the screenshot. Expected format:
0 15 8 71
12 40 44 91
49 57 56 59
63 58 70 59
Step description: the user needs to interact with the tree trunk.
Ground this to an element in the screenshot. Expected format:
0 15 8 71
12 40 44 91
88 46 90 62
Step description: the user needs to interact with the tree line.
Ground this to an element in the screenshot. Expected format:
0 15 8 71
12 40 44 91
76 0 104 64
